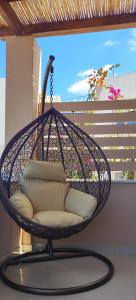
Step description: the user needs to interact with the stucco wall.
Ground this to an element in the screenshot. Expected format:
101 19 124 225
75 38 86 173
60 182 136 251
5 37 41 144
0 37 41 260
96 73 136 100
33 182 136 253
0 78 5 155
0 202 20 260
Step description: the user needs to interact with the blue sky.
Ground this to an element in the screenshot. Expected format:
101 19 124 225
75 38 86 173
1 28 136 101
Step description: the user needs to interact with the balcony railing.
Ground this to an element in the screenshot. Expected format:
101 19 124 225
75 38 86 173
39 99 136 180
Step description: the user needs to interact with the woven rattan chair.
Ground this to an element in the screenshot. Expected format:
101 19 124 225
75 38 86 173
0 56 114 295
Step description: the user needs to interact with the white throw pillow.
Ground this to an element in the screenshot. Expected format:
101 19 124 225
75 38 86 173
21 179 69 213
23 159 66 183
33 211 83 227
65 188 97 218
10 191 33 218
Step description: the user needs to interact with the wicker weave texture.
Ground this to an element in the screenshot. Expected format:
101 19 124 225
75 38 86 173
0 107 111 239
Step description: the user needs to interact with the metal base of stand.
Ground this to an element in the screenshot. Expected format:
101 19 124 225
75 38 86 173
0 246 114 295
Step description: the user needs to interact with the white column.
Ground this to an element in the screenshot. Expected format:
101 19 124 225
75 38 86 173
0 37 41 259
5 36 41 143
0 78 5 155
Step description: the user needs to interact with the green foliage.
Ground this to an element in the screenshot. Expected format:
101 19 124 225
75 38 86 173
68 170 81 179
122 171 134 180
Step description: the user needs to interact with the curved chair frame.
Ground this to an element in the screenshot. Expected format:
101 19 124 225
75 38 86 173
0 55 114 295
1 246 113 295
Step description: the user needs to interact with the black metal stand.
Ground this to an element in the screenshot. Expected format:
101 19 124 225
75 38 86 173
0 241 114 295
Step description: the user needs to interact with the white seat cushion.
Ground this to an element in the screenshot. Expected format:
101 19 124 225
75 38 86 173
21 179 69 213
32 211 83 227
10 191 33 218
65 188 97 219
23 159 66 183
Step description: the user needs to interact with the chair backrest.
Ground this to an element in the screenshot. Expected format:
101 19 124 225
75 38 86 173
23 159 66 182
21 160 69 213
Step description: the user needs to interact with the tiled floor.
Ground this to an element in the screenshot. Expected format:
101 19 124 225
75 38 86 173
0 252 136 300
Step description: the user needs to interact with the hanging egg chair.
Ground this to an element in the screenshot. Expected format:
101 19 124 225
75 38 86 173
0 55 113 295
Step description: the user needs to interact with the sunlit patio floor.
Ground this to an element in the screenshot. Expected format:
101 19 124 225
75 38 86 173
0 251 136 300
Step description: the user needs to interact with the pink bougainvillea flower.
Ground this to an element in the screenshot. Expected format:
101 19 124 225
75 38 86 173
107 86 123 101
109 86 115 94
85 158 93 164
108 95 114 101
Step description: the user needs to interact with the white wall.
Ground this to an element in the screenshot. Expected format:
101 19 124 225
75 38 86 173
33 182 136 253
96 73 136 100
61 182 136 251
0 37 41 260
0 78 5 155
5 36 41 144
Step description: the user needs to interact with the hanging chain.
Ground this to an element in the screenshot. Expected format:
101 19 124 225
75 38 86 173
50 66 54 105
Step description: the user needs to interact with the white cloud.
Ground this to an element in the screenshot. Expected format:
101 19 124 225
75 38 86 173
131 28 136 37
78 65 112 79
68 65 113 95
128 39 136 51
103 64 112 71
77 69 96 78
68 78 89 94
128 29 136 51
104 40 119 47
